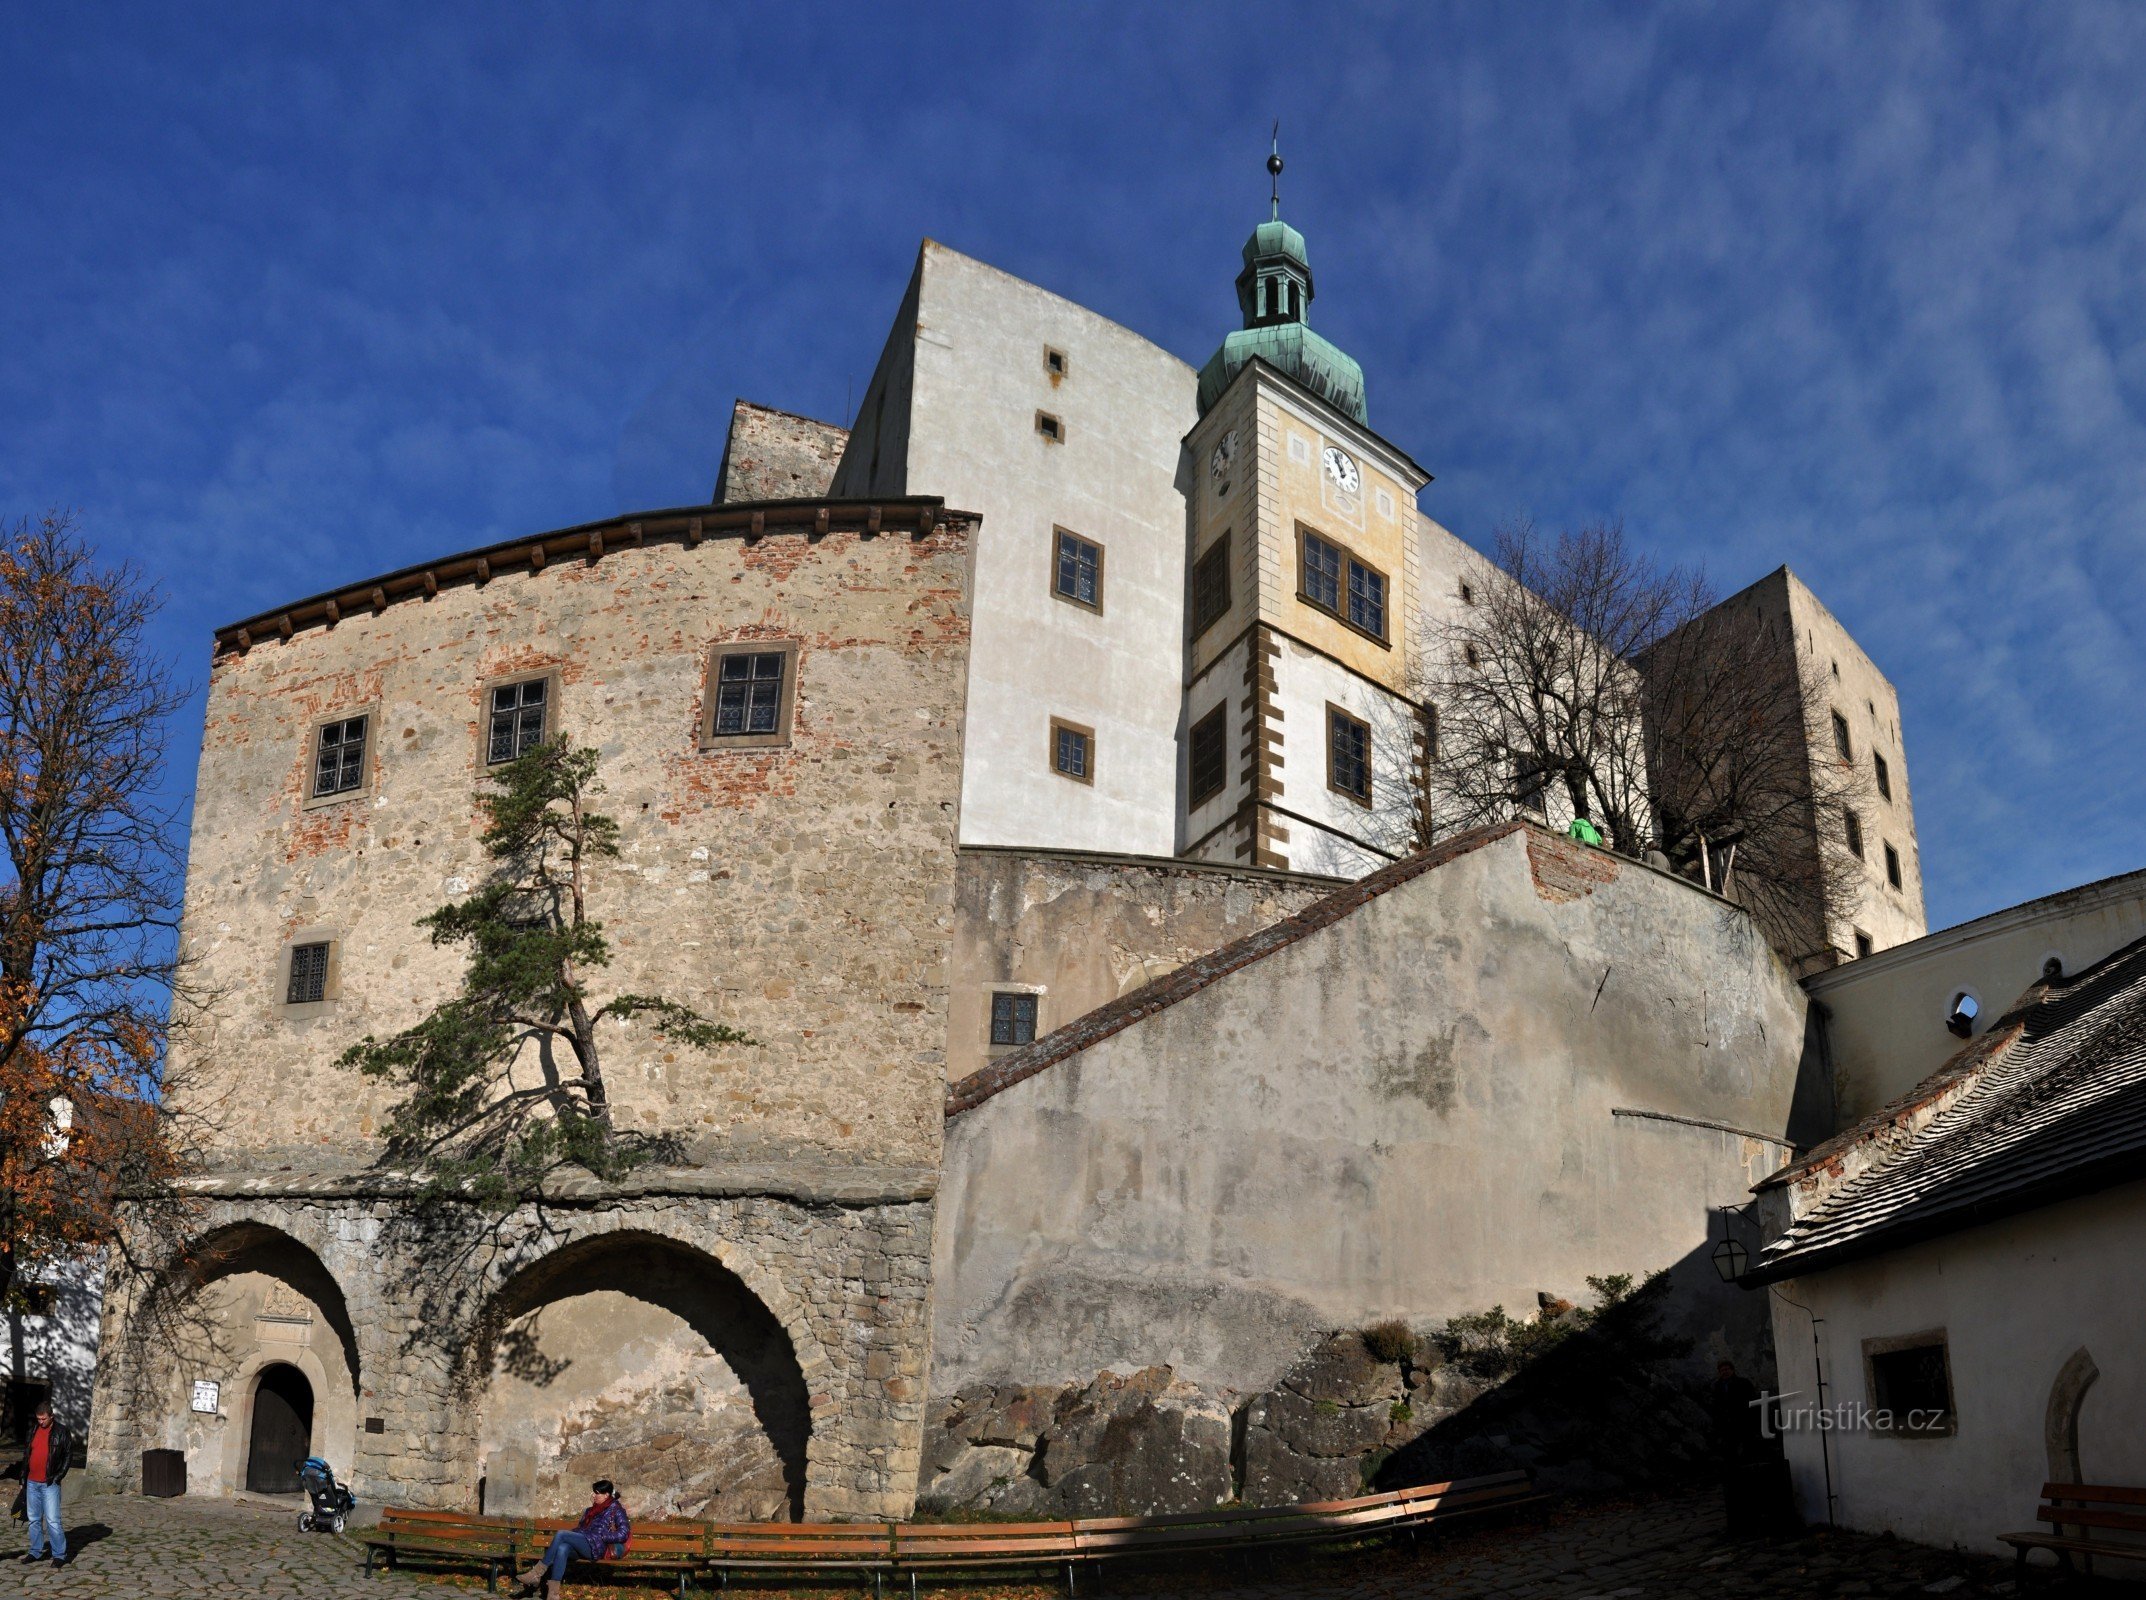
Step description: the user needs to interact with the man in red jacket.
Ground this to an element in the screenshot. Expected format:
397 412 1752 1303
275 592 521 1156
19 1399 71 1568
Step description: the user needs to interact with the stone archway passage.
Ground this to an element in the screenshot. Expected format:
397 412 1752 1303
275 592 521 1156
246 1364 314 1493
475 1232 810 1523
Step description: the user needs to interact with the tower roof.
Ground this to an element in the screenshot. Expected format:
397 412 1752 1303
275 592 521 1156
1197 143 1367 424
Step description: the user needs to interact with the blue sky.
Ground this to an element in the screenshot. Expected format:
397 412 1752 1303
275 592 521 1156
3 2 2141 932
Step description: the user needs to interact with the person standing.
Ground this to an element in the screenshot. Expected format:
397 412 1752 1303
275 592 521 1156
19 1399 71 1568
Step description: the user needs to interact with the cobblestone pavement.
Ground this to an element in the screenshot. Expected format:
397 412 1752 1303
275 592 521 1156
0 1489 2130 1600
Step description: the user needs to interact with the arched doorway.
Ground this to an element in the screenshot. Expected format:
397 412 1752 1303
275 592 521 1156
245 1363 314 1493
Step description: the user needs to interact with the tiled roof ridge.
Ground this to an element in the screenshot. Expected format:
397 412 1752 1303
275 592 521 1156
944 821 1532 1118
1749 933 2146 1280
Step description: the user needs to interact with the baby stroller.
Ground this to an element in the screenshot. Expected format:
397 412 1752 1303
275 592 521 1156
296 1456 357 1534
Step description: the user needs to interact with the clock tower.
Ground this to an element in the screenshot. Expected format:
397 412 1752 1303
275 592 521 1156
1180 146 1434 878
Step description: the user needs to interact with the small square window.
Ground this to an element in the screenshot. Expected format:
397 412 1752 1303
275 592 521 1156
1459 580 1475 606
1884 842 1903 890
1044 346 1068 378
487 677 551 766
1843 808 1864 859
1191 536 1232 638
1874 752 1892 802
989 991 1039 1048
1301 530 1343 613
1864 1333 1954 1435
1050 718 1093 784
1854 930 1874 958
1831 710 1852 762
311 714 370 800
1035 410 1064 444
1053 529 1103 612
286 942 331 1006
1189 705 1227 807
703 641 798 749
1328 705 1371 806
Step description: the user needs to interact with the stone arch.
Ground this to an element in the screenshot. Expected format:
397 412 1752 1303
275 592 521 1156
2045 1345 2100 1485
466 1228 812 1521
117 1217 363 1497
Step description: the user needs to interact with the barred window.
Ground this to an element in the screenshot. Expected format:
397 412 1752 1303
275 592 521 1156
312 715 369 799
1301 531 1343 613
1328 706 1371 805
715 653 785 736
1189 706 1227 807
1054 529 1103 611
488 678 550 765
1191 536 1232 638
287 942 331 1006
990 991 1039 1047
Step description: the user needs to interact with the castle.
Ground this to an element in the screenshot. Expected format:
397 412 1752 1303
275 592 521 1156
89 184 1933 1519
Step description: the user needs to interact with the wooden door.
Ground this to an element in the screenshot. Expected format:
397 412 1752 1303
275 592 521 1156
244 1364 313 1493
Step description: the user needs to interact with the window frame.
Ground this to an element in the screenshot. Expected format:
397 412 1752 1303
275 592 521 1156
1884 842 1903 891
1295 524 1391 646
1843 807 1865 860
1049 716 1095 786
1831 710 1853 762
480 670 560 769
988 988 1042 1051
1051 528 1105 615
1043 345 1068 379
304 708 377 809
1853 929 1874 959
1191 534 1233 639
1326 703 1373 807
701 639 800 751
1034 409 1065 444
279 931 342 1017
1188 704 1228 809
1874 751 1893 802
1861 1330 1956 1437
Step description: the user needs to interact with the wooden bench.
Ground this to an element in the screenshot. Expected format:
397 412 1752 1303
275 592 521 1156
524 1514 706 1598
705 1521 896 1593
363 1507 521 1591
2001 1483 2146 1586
892 1520 1082 1597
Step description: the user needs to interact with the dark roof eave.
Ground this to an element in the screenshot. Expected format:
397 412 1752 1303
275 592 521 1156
212 495 969 655
1744 1146 2146 1285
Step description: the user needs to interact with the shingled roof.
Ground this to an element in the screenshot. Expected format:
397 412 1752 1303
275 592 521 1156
1747 931 2146 1283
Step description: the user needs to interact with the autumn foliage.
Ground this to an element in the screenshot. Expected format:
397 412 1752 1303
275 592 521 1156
0 512 193 1311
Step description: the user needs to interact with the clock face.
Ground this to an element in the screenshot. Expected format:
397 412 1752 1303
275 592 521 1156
1210 429 1239 485
1321 446 1360 495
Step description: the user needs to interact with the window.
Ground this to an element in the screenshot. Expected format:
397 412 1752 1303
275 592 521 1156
1035 410 1064 443
1831 710 1852 762
1327 705 1371 806
1298 528 1390 644
1189 706 1227 807
989 991 1039 1048
1191 536 1232 638
1053 529 1103 612
1464 643 1481 669
1459 579 1475 606
1050 717 1093 784
1874 752 1892 802
487 677 551 766
1301 530 1343 612
1843 808 1864 859
1885 842 1903 890
310 715 369 800
1044 345 1068 378
703 641 798 749
1864 1333 1954 1435
1513 750 1551 813
286 942 331 1006
1854 929 1874 959
1348 560 1387 638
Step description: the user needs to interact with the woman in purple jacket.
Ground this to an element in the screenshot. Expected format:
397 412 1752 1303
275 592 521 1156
514 1479 630 1597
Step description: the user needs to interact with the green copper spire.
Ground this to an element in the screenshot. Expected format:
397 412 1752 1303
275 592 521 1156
1196 132 1368 425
